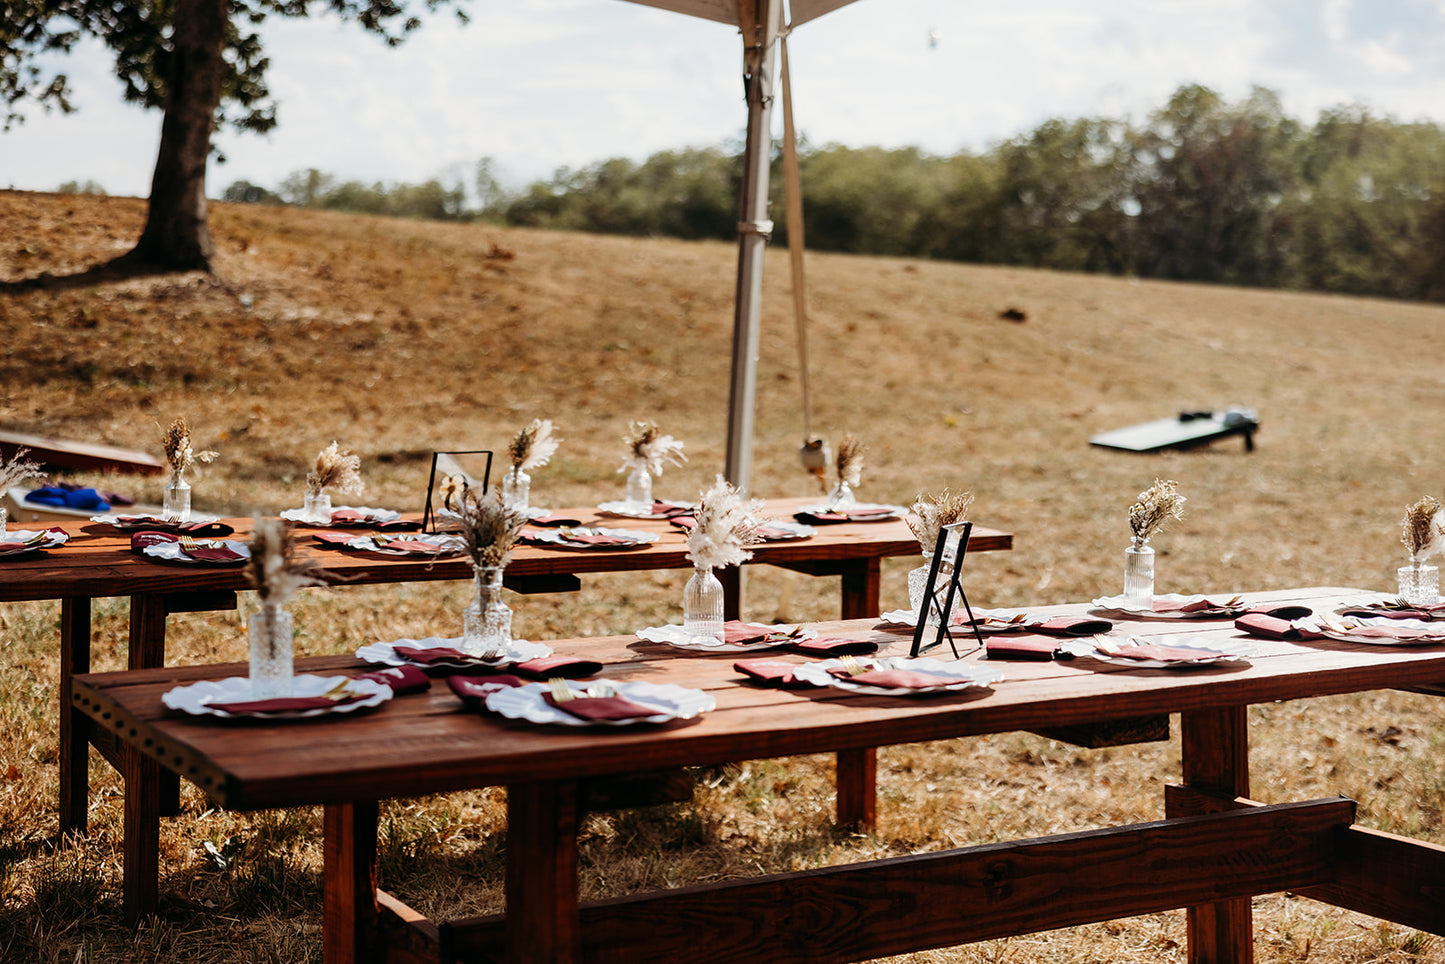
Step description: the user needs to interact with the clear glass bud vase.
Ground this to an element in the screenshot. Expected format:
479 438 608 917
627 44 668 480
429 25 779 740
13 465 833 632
825 480 856 510
163 469 191 523
463 565 512 656
248 604 294 698
501 467 531 512
1123 540 1155 607
1398 556 1440 606
624 464 653 511
303 489 332 524
683 566 724 645
908 555 956 626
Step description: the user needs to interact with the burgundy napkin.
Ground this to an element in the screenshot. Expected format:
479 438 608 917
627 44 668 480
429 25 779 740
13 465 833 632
1245 604 1314 620
369 539 447 556
447 674 525 703
542 691 661 721
208 692 366 714
0 540 39 555
312 532 355 548
789 636 879 657
1234 613 1317 640
131 531 177 552
1026 616 1113 637
184 543 247 563
353 664 430 695
828 666 962 689
392 645 492 665
985 637 1062 661
793 507 898 525
648 501 694 518
513 655 603 679
114 516 234 536
1151 598 1245 617
1098 641 1223 663
527 514 583 527
754 525 805 541
733 658 815 688
669 515 697 530
325 508 369 524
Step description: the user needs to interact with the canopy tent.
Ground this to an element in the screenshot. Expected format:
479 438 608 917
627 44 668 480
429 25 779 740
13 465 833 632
613 0 865 492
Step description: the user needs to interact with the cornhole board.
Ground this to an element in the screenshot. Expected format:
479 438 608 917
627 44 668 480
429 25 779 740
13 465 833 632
0 430 165 475
1090 410 1259 453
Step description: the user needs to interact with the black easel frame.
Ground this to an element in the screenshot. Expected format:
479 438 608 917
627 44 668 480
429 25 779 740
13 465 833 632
909 520 986 658
422 450 493 533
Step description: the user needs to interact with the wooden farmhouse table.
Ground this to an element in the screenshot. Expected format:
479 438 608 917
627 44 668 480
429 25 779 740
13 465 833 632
0 498 1011 837
71 587 1445 964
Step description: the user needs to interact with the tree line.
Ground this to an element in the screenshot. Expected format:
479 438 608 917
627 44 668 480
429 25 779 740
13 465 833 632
227 84 1445 303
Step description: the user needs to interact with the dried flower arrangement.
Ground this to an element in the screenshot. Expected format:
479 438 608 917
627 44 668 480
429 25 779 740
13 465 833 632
508 419 561 472
835 435 864 488
908 488 975 554
0 447 46 491
686 476 764 570
1401 496 1443 561
161 417 218 475
245 517 327 607
454 484 527 569
306 441 363 498
621 420 687 476
1128 479 1186 546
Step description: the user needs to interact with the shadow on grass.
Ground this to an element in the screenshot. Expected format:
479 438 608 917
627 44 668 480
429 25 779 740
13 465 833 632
0 252 189 293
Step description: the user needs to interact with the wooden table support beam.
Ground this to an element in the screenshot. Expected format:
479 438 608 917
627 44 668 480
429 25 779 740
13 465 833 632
58 596 91 836
440 797 1353 964
324 801 380 964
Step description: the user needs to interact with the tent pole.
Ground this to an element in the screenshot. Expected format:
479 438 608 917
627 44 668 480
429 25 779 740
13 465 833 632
724 0 781 494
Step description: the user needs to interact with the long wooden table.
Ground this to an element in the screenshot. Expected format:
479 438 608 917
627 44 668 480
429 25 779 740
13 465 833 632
71 587 1445 963
0 498 1010 835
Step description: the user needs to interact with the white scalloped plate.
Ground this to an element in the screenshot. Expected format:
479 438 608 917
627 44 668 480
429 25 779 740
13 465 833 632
279 505 403 527
1090 593 1246 619
524 526 658 550
877 607 1032 633
161 674 392 719
0 528 70 558
795 502 909 521
1060 635 1257 668
483 679 715 727
343 533 465 556
90 512 222 529
355 635 552 669
636 623 816 653
141 539 251 565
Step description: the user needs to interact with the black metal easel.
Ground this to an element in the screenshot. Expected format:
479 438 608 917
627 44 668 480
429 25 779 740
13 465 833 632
909 521 986 658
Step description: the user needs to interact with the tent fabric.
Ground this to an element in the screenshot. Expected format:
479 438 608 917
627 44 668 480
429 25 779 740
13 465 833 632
618 0 862 27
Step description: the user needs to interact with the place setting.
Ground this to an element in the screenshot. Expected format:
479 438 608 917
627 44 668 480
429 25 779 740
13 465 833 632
669 514 815 542
132 531 251 565
598 419 694 519
791 434 907 524
0 527 71 558
474 675 716 727
355 634 555 671
790 654 1005 696
1058 633 1257 669
519 525 658 551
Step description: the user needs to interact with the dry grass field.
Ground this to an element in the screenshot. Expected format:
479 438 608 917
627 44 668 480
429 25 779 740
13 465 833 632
1 188 1444 963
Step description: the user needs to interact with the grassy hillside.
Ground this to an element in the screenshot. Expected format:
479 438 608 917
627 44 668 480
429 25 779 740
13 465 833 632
2 190 1443 962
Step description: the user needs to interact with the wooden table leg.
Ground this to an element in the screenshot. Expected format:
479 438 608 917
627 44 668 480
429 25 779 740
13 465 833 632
1180 706 1253 964
129 595 182 816
324 801 379 964
836 748 877 833
720 567 742 621
838 557 882 620
59 596 92 837
836 560 881 832
506 781 580 964
121 744 160 925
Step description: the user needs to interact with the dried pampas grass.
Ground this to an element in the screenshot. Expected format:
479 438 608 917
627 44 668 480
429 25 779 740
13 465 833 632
1128 479 1186 545
622 420 687 476
509 419 561 472
245 517 327 607
908 488 975 553
686 476 763 570
1401 496 1443 560
0 447 46 490
161 417 218 474
306 441 363 497
455 485 526 568
835 435 864 488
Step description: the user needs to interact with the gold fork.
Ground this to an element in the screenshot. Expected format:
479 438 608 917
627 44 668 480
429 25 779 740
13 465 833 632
839 655 869 676
179 535 208 553
547 677 575 702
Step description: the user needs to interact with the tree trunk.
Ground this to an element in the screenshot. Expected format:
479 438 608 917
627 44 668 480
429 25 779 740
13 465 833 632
130 0 229 271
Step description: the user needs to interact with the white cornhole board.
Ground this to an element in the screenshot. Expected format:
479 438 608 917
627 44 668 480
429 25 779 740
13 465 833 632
1090 409 1259 453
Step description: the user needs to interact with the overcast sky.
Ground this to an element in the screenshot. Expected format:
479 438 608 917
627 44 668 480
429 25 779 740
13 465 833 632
3 0 1444 200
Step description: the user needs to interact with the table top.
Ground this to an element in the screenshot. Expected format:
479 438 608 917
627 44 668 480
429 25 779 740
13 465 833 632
71 587 1445 812
0 497 1011 603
